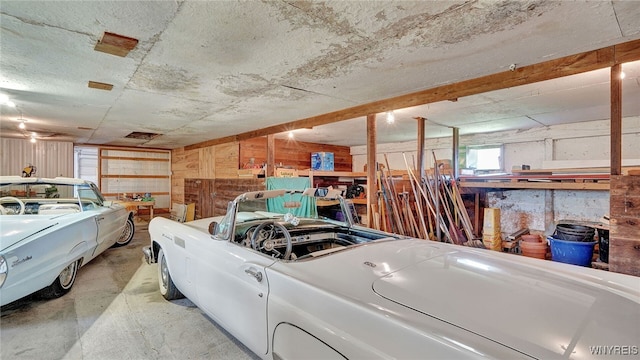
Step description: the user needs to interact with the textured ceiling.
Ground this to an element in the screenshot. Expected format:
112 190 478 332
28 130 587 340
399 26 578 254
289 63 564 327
1 1 639 149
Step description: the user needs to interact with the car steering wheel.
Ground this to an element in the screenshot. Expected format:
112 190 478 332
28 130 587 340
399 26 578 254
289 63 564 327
0 196 26 215
250 221 293 260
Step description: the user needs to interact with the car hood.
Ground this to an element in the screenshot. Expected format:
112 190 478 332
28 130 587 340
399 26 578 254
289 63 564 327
0 217 58 251
371 244 640 359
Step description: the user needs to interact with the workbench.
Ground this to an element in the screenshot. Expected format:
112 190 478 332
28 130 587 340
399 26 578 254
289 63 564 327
116 200 155 221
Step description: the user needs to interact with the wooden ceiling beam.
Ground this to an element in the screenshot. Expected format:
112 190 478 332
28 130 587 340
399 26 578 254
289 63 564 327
185 38 640 151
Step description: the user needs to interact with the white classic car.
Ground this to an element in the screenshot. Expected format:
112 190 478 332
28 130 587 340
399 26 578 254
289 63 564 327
0 176 134 306
145 189 639 359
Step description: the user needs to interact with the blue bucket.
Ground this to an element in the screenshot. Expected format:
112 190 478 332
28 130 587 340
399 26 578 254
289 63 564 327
548 236 597 267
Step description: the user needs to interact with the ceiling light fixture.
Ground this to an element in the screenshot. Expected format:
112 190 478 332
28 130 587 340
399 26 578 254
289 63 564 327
0 94 16 107
19 121 26 129
30 137 36 143
288 131 294 139
386 111 395 124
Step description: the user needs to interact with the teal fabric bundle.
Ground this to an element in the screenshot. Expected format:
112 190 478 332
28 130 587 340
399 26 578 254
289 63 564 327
265 177 315 217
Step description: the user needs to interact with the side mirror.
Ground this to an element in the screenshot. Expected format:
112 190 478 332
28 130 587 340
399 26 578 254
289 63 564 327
209 221 219 235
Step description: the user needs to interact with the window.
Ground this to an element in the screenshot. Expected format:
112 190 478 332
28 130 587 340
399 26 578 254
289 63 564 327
466 145 503 171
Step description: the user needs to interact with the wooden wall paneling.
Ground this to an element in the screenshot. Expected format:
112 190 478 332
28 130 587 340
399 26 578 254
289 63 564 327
170 148 188 204
213 178 265 216
184 178 216 219
185 149 201 173
215 142 240 178
199 146 216 178
609 175 640 276
238 137 352 171
184 179 198 217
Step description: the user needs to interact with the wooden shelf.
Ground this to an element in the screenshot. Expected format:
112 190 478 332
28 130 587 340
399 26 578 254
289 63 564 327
459 180 609 190
458 173 610 191
298 170 407 178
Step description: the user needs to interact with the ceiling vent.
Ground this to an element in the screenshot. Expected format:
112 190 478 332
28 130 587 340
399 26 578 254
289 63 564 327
88 81 113 91
125 132 160 140
94 32 138 57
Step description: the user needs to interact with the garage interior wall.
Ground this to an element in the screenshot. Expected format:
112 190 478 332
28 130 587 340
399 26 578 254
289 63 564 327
351 116 640 234
74 146 172 210
0 138 73 178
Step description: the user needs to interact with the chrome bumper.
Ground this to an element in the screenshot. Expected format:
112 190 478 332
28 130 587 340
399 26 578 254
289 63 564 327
142 246 155 264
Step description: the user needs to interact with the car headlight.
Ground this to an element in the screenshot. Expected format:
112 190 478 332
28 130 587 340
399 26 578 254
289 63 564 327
0 255 7 288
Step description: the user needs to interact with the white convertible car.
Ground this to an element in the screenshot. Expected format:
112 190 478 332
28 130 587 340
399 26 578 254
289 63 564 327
145 189 639 359
0 176 134 307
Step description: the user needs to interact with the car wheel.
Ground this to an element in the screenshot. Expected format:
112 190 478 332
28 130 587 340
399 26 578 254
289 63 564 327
39 260 80 299
158 248 184 300
113 217 135 247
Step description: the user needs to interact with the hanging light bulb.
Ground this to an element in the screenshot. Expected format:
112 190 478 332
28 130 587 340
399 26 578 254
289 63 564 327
288 131 294 139
620 71 626 80
386 111 395 124
19 121 26 129
30 136 36 143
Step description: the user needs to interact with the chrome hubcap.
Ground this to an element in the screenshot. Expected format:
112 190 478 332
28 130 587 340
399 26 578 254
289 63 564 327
60 262 76 289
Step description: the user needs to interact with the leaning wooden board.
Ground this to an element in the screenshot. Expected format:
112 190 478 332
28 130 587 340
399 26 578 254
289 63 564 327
609 175 640 277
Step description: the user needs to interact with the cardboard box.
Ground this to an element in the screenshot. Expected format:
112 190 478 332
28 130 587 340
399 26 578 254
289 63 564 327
275 168 299 177
483 208 501 232
237 169 263 178
311 152 334 171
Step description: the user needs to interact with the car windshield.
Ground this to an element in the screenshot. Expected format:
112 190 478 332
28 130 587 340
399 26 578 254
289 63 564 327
0 178 103 215
235 190 356 224
214 189 360 241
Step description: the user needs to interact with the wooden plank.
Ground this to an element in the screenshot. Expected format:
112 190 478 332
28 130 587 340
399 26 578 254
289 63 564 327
100 156 169 162
614 39 640 64
199 146 216 179
215 142 240 178
267 134 275 177
608 237 640 277
609 174 640 195
609 174 640 276
87 81 113 91
542 159 640 169
103 192 170 197
101 175 169 179
459 174 610 181
185 39 640 151
98 146 169 153
611 63 622 176
367 114 377 228
610 196 640 217
459 181 609 190
417 117 425 179
610 217 640 239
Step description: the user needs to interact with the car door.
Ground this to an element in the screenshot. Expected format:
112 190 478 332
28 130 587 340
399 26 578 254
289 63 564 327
78 184 124 256
193 238 275 356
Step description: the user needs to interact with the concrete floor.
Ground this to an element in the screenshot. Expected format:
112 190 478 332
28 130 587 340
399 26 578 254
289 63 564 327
0 222 259 360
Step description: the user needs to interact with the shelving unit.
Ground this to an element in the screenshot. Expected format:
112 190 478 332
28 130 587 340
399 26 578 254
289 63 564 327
458 173 610 191
297 169 411 227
